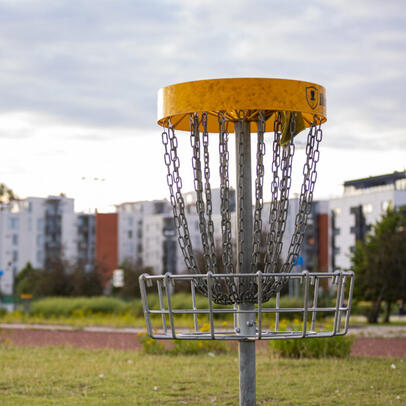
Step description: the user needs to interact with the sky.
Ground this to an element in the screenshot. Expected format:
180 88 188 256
0 0 405 212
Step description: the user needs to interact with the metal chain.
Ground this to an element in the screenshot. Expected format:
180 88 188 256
272 130 295 268
282 116 323 273
237 113 245 272
202 113 217 271
190 113 214 274
262 114 296 299
162 111 322 305
162 123 202 283
219 112 234 274
252 111 266 272
264 113 295 274
264 113 282 272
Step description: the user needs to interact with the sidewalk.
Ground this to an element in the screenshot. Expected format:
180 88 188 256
2 322 406 338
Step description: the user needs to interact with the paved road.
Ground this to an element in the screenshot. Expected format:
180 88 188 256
2 322 406 337
1 323 406 357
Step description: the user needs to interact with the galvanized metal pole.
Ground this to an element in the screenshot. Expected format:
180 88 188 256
235 120 256 406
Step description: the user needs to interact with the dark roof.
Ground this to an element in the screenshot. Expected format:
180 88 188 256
344 171 406 190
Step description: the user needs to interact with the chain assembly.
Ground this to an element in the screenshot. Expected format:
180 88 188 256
262 116 323 300
161 111 323 305
283 118 323 271
162 121 207 295
190 113 213 274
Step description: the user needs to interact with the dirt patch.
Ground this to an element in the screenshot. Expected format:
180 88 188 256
2 328 406 358
351 338 406 358
1 329 142 351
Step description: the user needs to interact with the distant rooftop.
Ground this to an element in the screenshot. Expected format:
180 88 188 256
344 171 406 190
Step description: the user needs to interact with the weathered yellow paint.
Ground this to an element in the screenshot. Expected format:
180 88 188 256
157 78 326 133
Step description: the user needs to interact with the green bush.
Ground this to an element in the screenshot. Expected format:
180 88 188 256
31 297 131 317
138 331 229 355
269 334 353 358
351 300 381 316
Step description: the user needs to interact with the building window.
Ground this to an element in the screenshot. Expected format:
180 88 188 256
128 217 133 226
362 204 373 214
128 230 133 239
12 250 18 262
8 218 19 230
10 203 20 213
381 200 392 212
12 234 18 246
37 218 44 232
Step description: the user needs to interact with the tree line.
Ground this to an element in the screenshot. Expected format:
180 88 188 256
15 259 151 299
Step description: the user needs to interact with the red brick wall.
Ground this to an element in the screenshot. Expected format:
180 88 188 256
95 213 118 286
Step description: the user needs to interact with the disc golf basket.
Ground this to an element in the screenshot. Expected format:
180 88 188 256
139 78 354 405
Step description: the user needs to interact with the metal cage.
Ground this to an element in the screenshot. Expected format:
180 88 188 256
140 270 354 341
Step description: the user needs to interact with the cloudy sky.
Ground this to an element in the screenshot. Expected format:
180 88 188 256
0 0 405 212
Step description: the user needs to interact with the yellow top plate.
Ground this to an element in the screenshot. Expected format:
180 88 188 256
157 78 326 133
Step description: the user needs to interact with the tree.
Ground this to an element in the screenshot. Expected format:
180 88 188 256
0 183 17 203
16 259 105 297
34 257 72 297
15 262 40 296
114 260 153 299
69 262 104 297
351 207 406 323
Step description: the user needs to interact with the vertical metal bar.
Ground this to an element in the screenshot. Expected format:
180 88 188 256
235 119 256 406
234 303 238 331
207 272 215 339
344 272 355 334
311 277 320 331
337 276 347 332
302 271 309 338
191 280 199 333
139 274 153 337
164 273 176 339
257 271 263 339
157 279 167 334
275 279 280 332
332 272 343 335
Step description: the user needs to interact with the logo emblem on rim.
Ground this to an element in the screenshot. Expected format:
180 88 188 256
306 86 319 110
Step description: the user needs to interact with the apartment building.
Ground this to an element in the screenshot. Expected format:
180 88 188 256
116 200 170 267
0 195 77 295
329 171 406 271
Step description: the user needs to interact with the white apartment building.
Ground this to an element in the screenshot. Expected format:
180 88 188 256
142 199 236 275
0 195 77 296
142 213 178 275
329 172 406 271
117 200 170 267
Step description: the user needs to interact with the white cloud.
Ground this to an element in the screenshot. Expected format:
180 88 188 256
0 0 404 208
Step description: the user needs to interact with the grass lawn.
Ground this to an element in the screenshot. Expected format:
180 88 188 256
0 345 404 405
